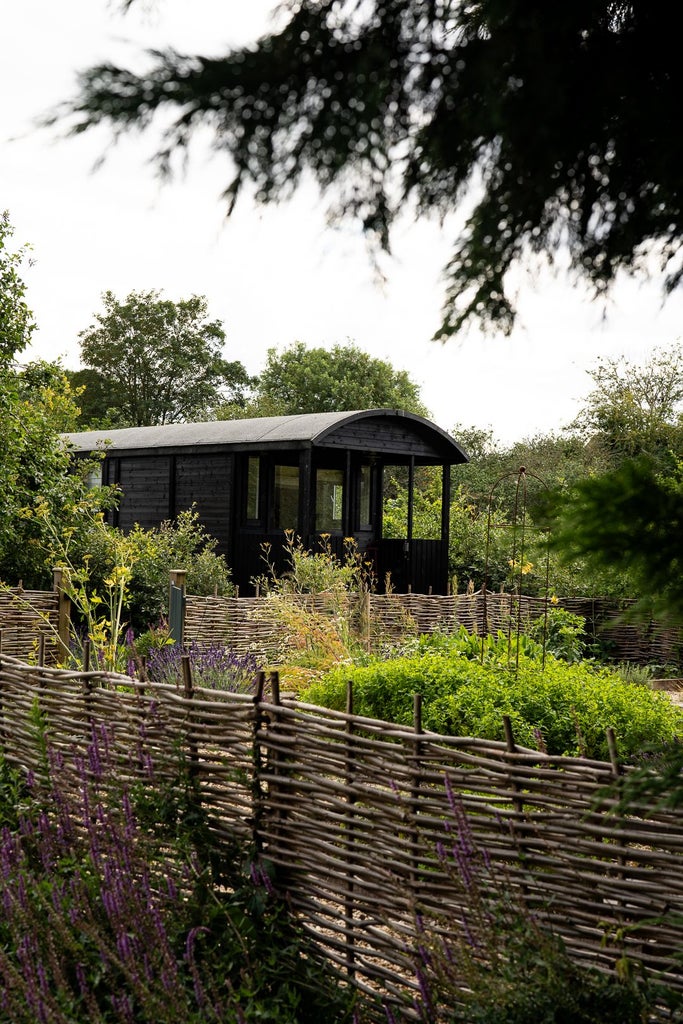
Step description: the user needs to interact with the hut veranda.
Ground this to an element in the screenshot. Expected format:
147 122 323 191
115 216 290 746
65 409 468 595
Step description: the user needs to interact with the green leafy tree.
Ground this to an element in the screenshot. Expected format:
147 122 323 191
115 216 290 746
62 2 682 337
0 222 115 590
0 211 34 363
569 342 683 462
219 341 428 417
0 364 113 588
546 346 683 618
549 454 683 622
16 360 82 432
77 290 252 427
65 366 118 429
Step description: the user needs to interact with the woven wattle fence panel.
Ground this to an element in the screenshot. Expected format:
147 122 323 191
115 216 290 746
0 587 61 663
0 654 681 1019
184 591 683 667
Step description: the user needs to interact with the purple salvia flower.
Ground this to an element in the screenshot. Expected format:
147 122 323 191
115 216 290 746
415 966 434 1022
444 772 457 813
461 911 477 949
116 931 134 962
417 943 431 967
533 726 547 753
185 924 210 964
75 962 88 994
185 925 210 1008
260 866 275 895
36 960 50 996
88 731 103 778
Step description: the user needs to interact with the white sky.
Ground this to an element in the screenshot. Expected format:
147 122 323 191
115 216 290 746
3 0 681 445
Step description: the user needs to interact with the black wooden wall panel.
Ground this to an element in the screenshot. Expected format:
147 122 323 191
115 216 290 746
174 454 233 554
117 457 171 531
323 419 439 459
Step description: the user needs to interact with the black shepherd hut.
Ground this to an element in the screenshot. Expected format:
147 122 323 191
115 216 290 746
65 410 468 594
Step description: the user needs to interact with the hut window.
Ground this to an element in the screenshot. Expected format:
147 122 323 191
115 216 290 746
84 463 102 490
246 456 260 520
359 464 372 529
274 465 299 530
316 468 344 532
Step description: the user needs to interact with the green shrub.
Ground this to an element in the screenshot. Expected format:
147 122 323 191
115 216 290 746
427 659 682 760
526 606 587 662
302 634 683 761
303 653 491 727
67 507 234 633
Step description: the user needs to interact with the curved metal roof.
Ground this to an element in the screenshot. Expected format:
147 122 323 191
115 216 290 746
64 409 468 463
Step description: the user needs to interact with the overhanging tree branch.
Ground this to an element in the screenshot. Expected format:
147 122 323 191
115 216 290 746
54 0 683 337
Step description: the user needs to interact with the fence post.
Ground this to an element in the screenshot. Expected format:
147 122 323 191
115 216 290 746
410 693 424 887
502 714 525 817
606 727 626 878
267 670 287 846
181 654 199 781
53 568 72 664
169 570 187 645
251 671 267 854
345 680 357 978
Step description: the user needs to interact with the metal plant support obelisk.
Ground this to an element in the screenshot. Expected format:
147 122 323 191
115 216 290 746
481 467 551 671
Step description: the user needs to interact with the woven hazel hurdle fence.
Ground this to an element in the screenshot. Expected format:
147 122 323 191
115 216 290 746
0 575 679 669
0 654 682 1018
182 587 683 667
0 570 70 665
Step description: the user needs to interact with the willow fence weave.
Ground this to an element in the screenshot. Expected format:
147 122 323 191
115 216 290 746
0 571 70 664
0 654 681 1018
0 583 679 669
183 590 683 667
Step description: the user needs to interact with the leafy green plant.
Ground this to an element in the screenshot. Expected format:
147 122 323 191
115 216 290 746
303 630 683 760
254 530 373 597
55 505 234 638
111 507 235 631
527 606 587 662
20 495 134 671
253 532 375 690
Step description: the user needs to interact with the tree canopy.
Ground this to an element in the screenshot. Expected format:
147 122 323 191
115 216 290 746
0 211 35 363
569 343 683 462
549 454 683 623
220 341 428 418
76 290 252 427
62 0 682 337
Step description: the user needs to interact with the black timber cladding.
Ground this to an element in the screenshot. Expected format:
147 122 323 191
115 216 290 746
64 410 468 593
316 417 447 460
